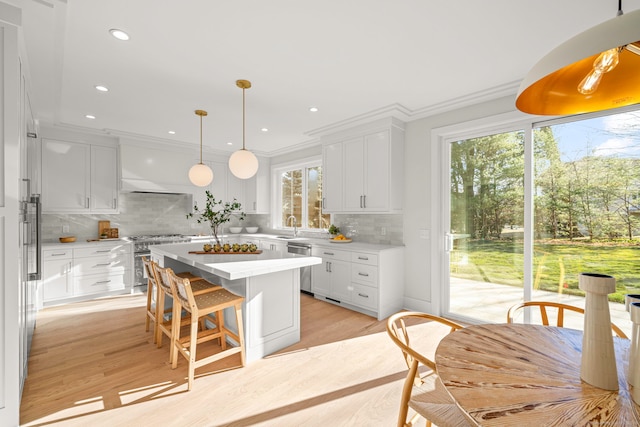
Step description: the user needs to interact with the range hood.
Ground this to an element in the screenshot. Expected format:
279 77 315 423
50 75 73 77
120 143 195 195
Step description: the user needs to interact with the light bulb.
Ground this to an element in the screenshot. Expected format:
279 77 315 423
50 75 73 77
578 48 620 95
229 149 259 179
188 163 213 187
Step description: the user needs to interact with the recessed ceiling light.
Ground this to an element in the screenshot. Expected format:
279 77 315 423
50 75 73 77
85 114 96 119
95 85 109 92
261 128 268 132
227 142 233 146
168 131 175 135
109 29 130 41
309 107 319 112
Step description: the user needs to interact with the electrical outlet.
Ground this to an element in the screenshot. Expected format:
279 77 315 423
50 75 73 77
380 227 386 236
62 225 70 233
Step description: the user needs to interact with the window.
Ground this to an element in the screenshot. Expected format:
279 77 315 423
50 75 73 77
273 158 330 231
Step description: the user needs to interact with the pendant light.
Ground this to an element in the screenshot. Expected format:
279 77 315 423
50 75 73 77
188 110 214 187
516 3 640 116
229 79 259 179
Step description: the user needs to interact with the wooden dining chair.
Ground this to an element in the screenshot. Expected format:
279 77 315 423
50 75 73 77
507 301 628 338
386 311 473 427
168 269 246 390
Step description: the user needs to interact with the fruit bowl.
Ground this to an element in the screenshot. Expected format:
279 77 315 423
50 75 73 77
245 226 259 233
59 236 76 243
229 227 243 233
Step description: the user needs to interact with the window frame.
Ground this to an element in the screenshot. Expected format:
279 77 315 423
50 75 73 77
271 155 330 233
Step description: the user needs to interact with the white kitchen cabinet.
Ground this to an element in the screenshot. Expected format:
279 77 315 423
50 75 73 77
90 145 118 212
321 142 343 212
41 139 118 213
311 247 351 302
312 244 404 320
321 119 404 213
42 242 132 305
42 249 73 301
244 156 270 214
343 131 395 212
259 239 287 252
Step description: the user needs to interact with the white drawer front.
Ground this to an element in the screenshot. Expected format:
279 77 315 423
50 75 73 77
75 272 127 295
351 263 377 286
312 247 351 261
351 252 378 266
351 284 377 310
74 254 128 276
43 249 72 260
74 244 130 258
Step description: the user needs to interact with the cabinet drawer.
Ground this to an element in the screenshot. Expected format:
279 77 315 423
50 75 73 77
74 254 128 276
351 263 377 286
43 249 72 260
351 283 377 310
74 272 127 295
312 247 351 261
351 252 378 266
74 244 130 258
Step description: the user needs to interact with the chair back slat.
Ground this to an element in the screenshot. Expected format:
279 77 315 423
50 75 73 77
167 269 196 313
506 301 627 338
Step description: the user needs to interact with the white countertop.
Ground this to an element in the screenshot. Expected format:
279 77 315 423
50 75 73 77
42 239 131 249
188 233 404 252
151 242 322 281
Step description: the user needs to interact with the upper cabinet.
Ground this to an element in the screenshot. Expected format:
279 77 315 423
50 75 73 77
244 156 270 214
321 118 404 214
41 139 119 213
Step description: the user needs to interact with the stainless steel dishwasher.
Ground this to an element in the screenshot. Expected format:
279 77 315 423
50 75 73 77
287 241 313 295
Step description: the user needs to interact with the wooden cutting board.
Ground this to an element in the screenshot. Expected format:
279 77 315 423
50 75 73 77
98 221 110 236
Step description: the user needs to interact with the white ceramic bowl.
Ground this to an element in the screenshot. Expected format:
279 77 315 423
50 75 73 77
229 227 243 233
245 226 259 233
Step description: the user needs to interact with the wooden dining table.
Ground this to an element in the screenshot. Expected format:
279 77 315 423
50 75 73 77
435 323 640 426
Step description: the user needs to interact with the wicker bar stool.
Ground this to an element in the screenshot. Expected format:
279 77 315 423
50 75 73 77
142 256 212 343
168 269 246 390
151 262 221 356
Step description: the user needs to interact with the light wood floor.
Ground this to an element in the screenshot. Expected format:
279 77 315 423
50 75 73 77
20 293 441 427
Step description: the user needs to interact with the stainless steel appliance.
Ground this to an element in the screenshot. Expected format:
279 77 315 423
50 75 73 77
287 241 312 295
19 181 40 394
130 234 191 290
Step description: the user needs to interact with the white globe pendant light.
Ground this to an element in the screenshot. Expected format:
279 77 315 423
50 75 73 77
189 110 214 187
229 79 259 179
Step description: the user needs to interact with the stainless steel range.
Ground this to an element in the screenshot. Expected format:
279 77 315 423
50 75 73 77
131 234 191 290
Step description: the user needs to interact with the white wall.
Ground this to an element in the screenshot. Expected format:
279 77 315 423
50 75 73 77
402 95 517 313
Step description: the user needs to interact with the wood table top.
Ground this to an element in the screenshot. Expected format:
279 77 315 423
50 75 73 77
435 323 640 426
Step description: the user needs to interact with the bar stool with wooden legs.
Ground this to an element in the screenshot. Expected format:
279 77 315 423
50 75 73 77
151 262 221 356
143 256 210 343
167 269 246 391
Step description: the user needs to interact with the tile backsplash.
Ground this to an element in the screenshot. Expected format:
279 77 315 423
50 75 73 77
42 192 404 245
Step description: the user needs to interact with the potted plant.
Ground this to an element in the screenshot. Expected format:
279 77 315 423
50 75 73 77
328 224 340 237
186 190 245 246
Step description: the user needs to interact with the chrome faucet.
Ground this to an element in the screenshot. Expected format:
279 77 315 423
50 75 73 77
287 215 298 237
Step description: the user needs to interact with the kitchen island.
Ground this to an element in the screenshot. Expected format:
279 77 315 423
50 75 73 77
150 242 322 362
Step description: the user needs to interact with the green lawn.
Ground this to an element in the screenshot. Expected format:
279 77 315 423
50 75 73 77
451 240 640 304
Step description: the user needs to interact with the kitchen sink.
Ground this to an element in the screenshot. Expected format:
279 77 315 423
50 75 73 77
276 235 297 240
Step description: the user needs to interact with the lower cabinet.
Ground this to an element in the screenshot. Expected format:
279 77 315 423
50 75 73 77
311 244 404 320
42 249 73 301
42 242 132 305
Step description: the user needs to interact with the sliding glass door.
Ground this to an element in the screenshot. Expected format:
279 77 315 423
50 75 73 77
444 108 640 331
446 130 526 323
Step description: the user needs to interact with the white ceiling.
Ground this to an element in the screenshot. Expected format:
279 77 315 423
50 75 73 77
14 0 640 155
